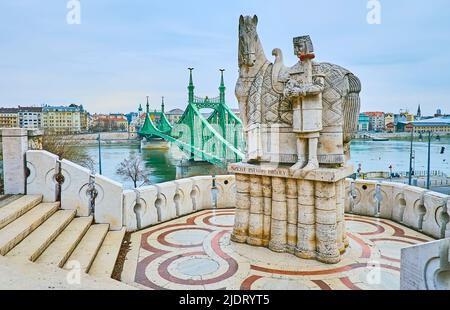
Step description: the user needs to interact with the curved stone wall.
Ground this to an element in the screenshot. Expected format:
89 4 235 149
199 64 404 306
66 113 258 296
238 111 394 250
123 175 235 231
24 150 449 238
345 179 450 239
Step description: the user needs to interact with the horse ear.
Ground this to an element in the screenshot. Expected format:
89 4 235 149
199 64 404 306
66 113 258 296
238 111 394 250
252 15 258 25
239 15 244 25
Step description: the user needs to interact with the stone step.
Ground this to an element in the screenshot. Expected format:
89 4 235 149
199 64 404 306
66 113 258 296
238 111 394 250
0 202 59 256
0 195 42 230
89 228 126 278
6 210 76 261
36 216 93 267
0 195 23 209
64 224 109 273
0 255 136 290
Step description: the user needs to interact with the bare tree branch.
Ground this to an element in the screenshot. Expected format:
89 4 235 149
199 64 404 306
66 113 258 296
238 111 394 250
116 153 151 188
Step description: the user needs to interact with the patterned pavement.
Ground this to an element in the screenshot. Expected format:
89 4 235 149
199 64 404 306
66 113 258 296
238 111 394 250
121 209 434 290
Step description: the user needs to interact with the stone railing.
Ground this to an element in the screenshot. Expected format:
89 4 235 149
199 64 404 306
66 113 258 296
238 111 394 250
345 179 450 239
25 150 236 232
123 175 235 231
1 128 236 232
2 128 448 238
26 150 124 231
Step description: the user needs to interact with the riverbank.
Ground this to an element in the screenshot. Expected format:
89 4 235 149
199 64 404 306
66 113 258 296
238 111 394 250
354 132 450 142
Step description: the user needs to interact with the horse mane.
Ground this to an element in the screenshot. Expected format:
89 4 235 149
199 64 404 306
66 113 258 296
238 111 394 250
238 29 244 68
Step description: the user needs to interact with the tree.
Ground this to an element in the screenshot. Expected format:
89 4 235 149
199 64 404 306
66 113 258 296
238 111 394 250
116 153 150 188
42 134 95 171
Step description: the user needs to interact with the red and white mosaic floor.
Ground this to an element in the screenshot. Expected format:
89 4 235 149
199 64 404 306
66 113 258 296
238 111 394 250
121 209 434 290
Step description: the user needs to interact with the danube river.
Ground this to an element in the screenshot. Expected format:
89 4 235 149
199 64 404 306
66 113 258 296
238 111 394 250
85 137 450 189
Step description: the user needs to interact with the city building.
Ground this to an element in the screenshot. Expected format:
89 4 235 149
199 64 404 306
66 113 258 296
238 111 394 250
396 121 414 132
125 112 139 125
394 113 406 125
166 108 184 125
364 111 385 131
42 104 88 134
403 111 415 122
411 116 450 134
0 108 19 128
384 113 394 128
357 113 370 132
92 114 129 132
385 122 395 133
18 106 43 129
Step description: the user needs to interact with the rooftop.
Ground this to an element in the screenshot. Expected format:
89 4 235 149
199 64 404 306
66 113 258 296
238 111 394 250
0 108 19 113
411 116 450 126
364 112 385 116
43 105 83 112
18 106 43 113
166 108 185 115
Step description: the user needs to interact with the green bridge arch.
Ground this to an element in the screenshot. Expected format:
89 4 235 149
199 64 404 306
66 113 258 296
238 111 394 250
138 69 245 166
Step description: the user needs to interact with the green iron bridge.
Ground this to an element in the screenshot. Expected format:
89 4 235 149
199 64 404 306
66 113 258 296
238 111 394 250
138 69 245 166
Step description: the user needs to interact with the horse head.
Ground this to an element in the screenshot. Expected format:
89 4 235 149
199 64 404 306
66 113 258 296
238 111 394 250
238 15 260 68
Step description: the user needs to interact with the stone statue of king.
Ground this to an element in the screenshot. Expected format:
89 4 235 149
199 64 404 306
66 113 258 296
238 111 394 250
229 15 362 264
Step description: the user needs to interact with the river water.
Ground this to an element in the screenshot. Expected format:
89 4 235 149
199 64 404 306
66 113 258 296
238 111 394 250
85 138 450 189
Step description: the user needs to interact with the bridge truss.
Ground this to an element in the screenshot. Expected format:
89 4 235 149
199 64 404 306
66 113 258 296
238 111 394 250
138 69 245 166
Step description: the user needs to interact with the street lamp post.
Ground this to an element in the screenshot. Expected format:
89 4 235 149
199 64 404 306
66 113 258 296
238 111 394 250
427 130 432 190
408 128 414 185
98 132 102 175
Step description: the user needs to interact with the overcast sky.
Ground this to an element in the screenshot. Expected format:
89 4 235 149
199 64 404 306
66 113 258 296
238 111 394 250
1 0 449 115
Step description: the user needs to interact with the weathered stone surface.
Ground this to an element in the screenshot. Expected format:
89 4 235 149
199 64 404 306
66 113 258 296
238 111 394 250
344 178 353 213
229 163 353 182
122 190 138 231
174 178 195 216
401 238 450 290
235 16 360 166
377 182 407 220
60 159 91 216
269 219 287 253
216 175 236 209
133 186 159 229
352 180 378 216
229 15 360 264
402 186 427 231
191 176 213 210
296 223 316 259
26 150 58 203
2 128 28 195
154 182 178 221
94 174 123 231
422 192 449 239
231 174 250 243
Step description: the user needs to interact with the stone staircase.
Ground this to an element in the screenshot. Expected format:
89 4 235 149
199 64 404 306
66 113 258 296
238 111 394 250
0 195 126 281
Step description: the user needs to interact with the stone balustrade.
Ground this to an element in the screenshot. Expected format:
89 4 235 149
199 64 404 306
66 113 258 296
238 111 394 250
16 149 450 238
25 150 124 231
345 179 450 239
123 174 235 231
24 150 235 232
2 129 449 239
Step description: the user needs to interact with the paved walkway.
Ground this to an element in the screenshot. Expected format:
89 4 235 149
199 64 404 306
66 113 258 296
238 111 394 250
121 209 434 290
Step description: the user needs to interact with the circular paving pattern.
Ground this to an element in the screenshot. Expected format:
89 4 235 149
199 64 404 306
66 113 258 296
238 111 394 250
176 258 220 277
125 210 434 290
162 228 211 247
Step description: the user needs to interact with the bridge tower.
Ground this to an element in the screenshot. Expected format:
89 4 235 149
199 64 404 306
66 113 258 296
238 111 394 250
138 68 244 166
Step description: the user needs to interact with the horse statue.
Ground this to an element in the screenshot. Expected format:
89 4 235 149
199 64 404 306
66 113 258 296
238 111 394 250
235 15 361 170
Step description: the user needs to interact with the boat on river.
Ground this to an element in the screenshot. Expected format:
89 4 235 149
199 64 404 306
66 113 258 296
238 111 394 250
372 137 390 142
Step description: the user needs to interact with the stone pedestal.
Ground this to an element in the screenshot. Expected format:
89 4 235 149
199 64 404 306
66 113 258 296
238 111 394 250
229 162 352 264
2 128 28 195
